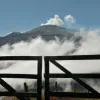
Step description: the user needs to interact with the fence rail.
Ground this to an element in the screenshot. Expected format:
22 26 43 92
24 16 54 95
44 73 100 78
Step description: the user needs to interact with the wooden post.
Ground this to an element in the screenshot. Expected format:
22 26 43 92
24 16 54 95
55 81 58 100
74 83 76 93
55 81 57 92
24 82 30 100
45 57 50 100
24 82 28 92
37 57 42 100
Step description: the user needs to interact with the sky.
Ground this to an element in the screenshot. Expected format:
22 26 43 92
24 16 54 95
0 0 100 34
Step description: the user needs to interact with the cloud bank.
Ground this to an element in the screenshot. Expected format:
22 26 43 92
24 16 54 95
0 29 100 93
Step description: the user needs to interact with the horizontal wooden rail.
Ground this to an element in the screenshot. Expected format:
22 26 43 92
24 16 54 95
0 56 41 60
0 74 38 79
45 55 100 60
0 92 37 97
44 73 100 78
50 92 100 98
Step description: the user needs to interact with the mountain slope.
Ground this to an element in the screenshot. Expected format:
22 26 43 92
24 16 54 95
0 25 81 46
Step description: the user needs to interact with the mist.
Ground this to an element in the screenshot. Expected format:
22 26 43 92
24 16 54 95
0 28 100 92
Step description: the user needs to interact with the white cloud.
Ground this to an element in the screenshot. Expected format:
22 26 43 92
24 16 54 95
41 15 64 26
41 14 76 27
64 15 76 24
1 28 100 93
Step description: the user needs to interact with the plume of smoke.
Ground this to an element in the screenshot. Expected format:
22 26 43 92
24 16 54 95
41 15 64 26
64 15 76 24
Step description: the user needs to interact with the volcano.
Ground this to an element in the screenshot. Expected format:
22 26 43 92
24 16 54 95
0 25 81 46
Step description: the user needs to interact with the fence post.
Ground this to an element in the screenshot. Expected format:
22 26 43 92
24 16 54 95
24 82 28 92
45 57 50 100
74 83 76 93
37 57 42 100
55 81 57 92
24 82 31 100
